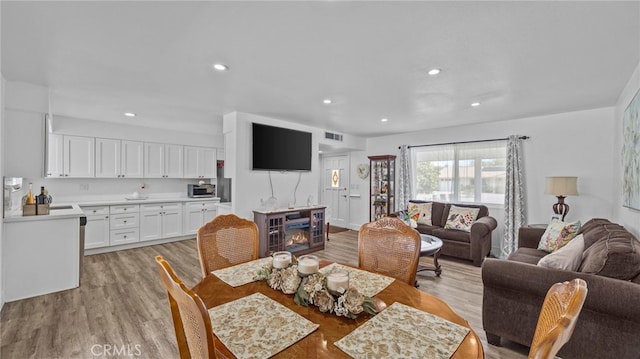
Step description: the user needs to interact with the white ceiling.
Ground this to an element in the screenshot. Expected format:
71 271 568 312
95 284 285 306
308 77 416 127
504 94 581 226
2 1 639 137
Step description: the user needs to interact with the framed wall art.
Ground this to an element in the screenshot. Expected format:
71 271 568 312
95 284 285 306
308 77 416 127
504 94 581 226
622 87 640 210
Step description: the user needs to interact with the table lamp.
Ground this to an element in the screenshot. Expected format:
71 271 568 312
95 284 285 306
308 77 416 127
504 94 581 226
544 176 578 221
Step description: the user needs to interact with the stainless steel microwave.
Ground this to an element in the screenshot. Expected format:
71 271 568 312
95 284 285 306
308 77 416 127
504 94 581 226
188 184 215 198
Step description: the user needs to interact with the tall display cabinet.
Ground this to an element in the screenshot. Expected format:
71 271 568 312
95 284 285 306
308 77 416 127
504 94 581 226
368 155 396 221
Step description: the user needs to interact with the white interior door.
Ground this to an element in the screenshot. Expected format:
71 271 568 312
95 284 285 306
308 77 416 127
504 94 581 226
322 155 349 229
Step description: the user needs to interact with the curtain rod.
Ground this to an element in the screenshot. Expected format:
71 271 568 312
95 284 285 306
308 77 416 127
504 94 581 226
399 135 529 149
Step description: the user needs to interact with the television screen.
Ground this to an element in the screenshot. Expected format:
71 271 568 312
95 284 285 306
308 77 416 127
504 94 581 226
252 123 312 171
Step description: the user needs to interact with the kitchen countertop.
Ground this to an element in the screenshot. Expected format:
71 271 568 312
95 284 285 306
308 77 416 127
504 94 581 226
3 203 85 223
70 196 221 207
3 197 222 223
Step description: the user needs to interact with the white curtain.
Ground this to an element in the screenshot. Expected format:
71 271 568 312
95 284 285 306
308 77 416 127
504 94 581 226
398 145 412 210
502 135 526 258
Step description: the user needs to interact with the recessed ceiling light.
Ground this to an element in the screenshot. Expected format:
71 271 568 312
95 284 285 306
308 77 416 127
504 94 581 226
323 99 332 104
124 112 136 117
471 102 481 107
428 68 441 76
212 63 228 71
381 118 389 122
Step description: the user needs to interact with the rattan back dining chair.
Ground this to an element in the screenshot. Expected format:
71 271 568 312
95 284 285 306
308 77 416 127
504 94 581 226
358 216 421 285
528 278 588 359
197 214 259 278
155 256 216 359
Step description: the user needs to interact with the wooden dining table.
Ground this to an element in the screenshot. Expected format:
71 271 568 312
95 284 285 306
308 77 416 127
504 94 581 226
191 260 484 359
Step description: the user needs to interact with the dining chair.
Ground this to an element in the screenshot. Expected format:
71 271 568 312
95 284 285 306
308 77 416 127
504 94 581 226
196 213 259 278
528 278 588 359
357 216 421 285
155 256 216 359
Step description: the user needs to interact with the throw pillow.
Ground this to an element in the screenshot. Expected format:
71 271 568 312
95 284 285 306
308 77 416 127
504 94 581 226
410 202 432 225
444 205 480 232
537 234 585 271
537 218 581 252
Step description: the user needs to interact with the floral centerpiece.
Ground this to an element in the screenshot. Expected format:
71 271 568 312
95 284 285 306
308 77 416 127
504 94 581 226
397 206 420 228
254 262 378 319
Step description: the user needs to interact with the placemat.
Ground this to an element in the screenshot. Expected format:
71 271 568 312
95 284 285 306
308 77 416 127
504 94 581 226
211 257 273 287
335 302 470 359
320 263 395 297
208 292 319 359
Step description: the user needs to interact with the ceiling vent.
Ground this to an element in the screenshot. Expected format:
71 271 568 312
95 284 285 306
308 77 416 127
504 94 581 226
325 132 344 142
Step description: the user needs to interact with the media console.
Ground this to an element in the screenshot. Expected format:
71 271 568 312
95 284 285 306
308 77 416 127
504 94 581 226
253 206 326 258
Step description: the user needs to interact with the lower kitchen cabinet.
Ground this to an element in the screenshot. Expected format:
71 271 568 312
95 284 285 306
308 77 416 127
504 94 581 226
82 206 110 249
110 204 140 245
140 202 182 241
3 216 81 301
183 201 218 235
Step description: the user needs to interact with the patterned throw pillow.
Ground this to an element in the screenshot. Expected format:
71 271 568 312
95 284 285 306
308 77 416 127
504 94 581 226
444 205 480 232
409 202 433 225
537 218 582 252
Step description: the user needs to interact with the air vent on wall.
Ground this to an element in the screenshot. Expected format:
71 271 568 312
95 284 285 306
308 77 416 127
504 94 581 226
325 132 344 142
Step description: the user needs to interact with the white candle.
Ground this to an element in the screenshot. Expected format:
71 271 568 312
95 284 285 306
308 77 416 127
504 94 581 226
272 252 291 269
297 255 319 275
327 271 349 293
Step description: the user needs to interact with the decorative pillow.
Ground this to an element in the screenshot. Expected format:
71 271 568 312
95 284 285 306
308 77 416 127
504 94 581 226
537 218 581 252
409 202 432 225
537 234 585 271
444 205 479 232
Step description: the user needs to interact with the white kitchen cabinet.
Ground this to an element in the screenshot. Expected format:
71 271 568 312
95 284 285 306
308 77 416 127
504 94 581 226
3 216 80 301
109 204 139 245
95 138 120 178
64 135 95 177
46 133 64 177
121 140 144 177
184 146 216 179
140 203 182 241
144 142 183 178
46 134 94 177
82 205 110 249
96 138 143 178
183 201 218 235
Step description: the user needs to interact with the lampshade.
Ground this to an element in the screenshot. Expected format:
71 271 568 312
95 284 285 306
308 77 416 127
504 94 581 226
544 177 578 196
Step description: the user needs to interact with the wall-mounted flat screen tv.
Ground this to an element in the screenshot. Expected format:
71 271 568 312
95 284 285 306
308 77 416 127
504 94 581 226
252 123 312 171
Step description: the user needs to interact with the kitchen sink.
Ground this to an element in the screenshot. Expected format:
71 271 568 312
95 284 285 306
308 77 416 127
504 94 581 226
49 205 73 210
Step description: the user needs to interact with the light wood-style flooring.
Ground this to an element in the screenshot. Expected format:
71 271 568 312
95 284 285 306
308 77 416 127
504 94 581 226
1 230 529 358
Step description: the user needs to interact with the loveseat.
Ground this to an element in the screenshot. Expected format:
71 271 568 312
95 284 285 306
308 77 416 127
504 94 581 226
405 200 497 266
482 219 640 359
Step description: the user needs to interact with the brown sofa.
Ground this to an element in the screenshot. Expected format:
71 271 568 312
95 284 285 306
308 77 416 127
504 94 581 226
482 219 640 359
406 200 497 266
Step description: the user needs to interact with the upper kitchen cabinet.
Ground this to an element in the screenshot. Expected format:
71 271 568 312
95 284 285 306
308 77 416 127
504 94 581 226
183 146 216 179
144 142 183 178
46 133 64 177
95 138 143 178
47 134 95 178
65 136 95 177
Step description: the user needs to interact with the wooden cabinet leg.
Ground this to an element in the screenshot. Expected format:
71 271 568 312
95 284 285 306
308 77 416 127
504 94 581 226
326 222 330 241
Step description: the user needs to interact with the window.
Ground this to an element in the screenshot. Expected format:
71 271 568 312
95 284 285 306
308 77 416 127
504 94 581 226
411 141 507 204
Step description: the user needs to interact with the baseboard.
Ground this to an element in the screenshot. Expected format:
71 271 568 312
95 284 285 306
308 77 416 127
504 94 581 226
84 235 195 256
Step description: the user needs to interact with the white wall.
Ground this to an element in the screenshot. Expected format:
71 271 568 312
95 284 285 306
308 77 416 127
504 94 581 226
614 60 640 237
225 111 324 220
1 74 6 309
354 107 617 255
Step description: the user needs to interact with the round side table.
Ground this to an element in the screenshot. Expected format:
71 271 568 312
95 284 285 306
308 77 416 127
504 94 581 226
415 234 443 287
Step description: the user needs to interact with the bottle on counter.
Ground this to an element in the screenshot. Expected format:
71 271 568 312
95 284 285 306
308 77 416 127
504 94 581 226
44 188 53 204
25 183 35 205
37 186 50 204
